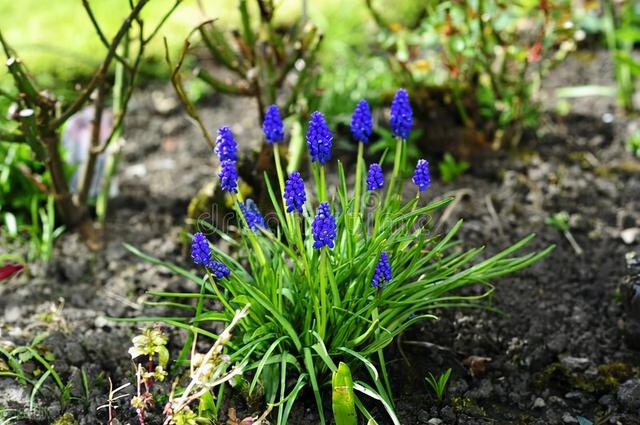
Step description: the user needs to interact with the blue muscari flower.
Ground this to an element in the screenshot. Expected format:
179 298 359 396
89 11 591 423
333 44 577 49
219 159 238 193
366 163 384 191
191 232 211 266
284 171 306 213
215 126 238 161
371 251 392 288
311 202 336 249
208 260 231 279
351 99 373 143
412 159 431 191
191 233 231 278
239 199 266 231
263 104 284 144
306 111 332 165
390 88 412 140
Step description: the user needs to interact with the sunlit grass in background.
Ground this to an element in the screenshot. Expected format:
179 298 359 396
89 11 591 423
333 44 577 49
0 0 417 86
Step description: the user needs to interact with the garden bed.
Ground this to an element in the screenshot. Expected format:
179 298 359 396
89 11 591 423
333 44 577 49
1 54 640 424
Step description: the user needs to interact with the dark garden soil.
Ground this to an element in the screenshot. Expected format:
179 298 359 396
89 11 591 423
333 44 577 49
1 51 640 424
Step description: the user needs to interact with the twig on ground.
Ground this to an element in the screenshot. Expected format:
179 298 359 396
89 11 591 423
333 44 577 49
435 188 474 232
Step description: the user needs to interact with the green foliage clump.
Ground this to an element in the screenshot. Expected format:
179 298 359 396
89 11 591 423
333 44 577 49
52 413 78 425
532 361 638 395
438 154 469 183
365 0 577 145
130 99 552 423
426 367 452 400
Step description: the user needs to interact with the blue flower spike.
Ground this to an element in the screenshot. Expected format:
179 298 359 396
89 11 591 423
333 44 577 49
312 202 337 249
284 171 306 214
263 104 284 144
208 260 231 279
412 159 431 192
192 232 231 279
191 232 212 266
215 126 238 161
366 163 384 191
372 251 392 288
306 111 333 165
240 199 266 232
390 88 413 140
219 159 238 193
351 99 373 144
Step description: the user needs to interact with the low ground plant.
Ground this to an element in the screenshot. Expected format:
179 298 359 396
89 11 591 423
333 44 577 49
365 0 576 146
425 367 452 401
603 0 640 111
130 89 553 423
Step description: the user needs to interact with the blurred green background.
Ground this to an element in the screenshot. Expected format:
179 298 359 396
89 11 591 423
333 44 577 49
0 0 418 83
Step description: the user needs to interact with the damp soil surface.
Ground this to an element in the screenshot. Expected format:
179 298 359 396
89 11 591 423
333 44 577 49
1 52 640 424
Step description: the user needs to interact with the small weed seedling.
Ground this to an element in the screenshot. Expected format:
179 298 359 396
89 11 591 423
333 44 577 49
546 211 583 256
438 154 470 183
626 131 640 158
425 368 452 401
0 333 82 413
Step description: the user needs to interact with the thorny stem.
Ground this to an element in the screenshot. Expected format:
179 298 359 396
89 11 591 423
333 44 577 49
51 0 150 129
81 0 133 71
144 0 183 44
77 83 107 205
166 32 216 148
0 0 177 241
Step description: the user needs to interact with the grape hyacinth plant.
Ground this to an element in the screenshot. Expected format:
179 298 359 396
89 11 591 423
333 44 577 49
386 88 414 205
263 104 285 145
129 89 553 424
284 171 306 214
371 252 392 288
413 159 432 192
215 126 238 161
389 88 413 140
239 199 267 232
366 163 384 191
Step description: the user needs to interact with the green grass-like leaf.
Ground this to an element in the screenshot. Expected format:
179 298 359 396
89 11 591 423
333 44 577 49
125 138 552 424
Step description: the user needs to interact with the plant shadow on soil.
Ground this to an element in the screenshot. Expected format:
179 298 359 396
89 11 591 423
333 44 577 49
1 54 640 424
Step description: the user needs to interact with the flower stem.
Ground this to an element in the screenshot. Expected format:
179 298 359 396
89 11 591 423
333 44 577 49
385 137 403 206
319 248 328 338
274 144 293 234
353 141 364 221
205 269 233 313
232 193 267 266
373 193 382 237
319 165 327 202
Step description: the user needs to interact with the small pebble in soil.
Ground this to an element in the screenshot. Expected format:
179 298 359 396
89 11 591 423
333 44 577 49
565 391 583 400
427 419 444 425
560 355 591 371
599 394 616 407
439 406 456 423
563 413 578 424
533 397 546 409
618 378 640 410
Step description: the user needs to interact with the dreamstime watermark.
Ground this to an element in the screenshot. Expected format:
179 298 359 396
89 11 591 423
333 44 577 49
192 192 434 236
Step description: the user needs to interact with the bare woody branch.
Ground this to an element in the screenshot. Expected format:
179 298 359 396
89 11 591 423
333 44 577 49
51 0 150 128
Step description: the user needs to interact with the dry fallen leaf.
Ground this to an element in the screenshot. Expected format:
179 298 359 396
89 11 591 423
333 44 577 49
463 355 492 378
